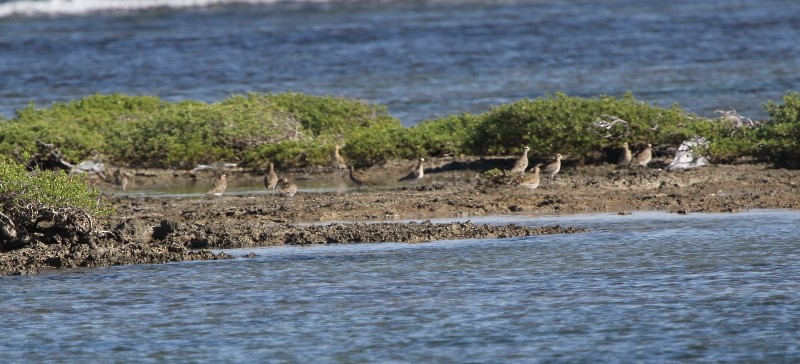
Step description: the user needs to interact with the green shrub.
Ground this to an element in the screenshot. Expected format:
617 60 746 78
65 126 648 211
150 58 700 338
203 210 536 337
0 156 106 214
262 92 400 137
0 156 111 247
242 139 331 169
341 123 406 166
402 113 481 157
468 93 707 161
0 94 164 162
4 91 798 169
757 92 800 167
0 93 401 169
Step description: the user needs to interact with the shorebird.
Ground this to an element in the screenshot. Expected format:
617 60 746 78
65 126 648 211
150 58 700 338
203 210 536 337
206 174 227 196
278 177 298 197
618 142 632 166
542 153 562 182
349 165 372 188
509 146 530 173
399 157 426 182
332 144 347 170
264 162 278 193
520 165 541 190
114 169 129 192
632 143 653 167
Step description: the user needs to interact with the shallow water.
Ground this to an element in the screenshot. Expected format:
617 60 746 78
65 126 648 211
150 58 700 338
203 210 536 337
2 0 800 123
2 210 799 362
118 169 468 197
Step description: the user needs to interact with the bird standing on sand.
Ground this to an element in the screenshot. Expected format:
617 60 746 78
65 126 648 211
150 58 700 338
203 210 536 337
618 142 632 166
264 162 278 193
542 153 563 182
206 174 227 196
399 158 426 182
520 165 541 190
632 143 653 167
278 177 298 197
510 146 530 173
332 144 347 170
349 165 372 188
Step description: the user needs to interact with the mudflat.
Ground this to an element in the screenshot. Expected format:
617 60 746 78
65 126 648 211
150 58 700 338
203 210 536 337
119 157 800 222
2 157 798 275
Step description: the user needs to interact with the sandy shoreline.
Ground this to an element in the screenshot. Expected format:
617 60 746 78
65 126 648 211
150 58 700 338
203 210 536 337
2 158 799 275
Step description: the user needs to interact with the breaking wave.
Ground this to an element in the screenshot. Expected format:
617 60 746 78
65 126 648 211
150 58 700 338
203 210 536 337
0 0 329 18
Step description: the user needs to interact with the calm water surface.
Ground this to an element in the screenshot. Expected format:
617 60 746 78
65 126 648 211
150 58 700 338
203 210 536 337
2 210 799 362
1 0 800 123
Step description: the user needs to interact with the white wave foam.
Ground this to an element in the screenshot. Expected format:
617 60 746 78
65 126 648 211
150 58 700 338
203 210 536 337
0 0 330 18
0 0 484 18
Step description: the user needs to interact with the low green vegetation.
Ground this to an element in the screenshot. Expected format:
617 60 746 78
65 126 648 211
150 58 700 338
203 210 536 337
758 92 800 168
0 156 109 247
0 156 106 215
1 91 799 169
0 93 402 169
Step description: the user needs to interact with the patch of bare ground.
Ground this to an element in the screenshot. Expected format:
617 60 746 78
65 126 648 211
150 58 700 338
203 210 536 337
3 157 799 275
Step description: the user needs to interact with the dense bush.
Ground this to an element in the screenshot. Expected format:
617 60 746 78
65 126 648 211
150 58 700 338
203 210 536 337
340 122 406 166
0 94 164 162
0 156 109 247
402 113 482 158
0 156 105 214
0 93 402 169
1 91 799 169
341 113 482 166
757 92 800 167
467 93 708 161
264 92 398 136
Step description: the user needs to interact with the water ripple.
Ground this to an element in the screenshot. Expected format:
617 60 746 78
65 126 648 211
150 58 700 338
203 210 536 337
2 211 800 362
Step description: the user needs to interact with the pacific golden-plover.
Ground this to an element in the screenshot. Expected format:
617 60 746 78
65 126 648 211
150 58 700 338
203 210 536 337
349 165 372 188
265 162 278 193
618 142 632 166
278 177 298 197
114 169 129 192
332 144 348 170
510 146 530 173
206 174 227 196
632 143 653 167
520 165 541 190
399 158 426 182
542 153 563 181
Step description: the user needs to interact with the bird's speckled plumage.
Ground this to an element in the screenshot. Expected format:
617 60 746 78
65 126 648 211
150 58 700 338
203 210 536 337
332 144 347 170
349 165 372 187
618 142 632 166
510 146 530 173
542 153 562 181
265 162 278 193
278 177 298 197
399 158 426 182
206 174 227 196
520 165 541 190
632 143 652 167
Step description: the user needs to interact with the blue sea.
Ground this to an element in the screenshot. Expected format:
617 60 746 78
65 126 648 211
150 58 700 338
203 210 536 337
2 2 800 362
1 0 799 124
2 211 800 362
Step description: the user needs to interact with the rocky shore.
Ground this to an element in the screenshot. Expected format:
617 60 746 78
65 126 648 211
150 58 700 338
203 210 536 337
2 157 799 275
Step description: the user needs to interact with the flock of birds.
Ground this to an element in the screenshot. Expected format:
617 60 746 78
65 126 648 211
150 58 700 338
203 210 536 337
512 142 652 191
204 142 653 196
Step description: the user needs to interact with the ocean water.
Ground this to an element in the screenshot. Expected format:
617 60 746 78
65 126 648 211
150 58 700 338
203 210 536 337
1 210 799 362
1 0 799 124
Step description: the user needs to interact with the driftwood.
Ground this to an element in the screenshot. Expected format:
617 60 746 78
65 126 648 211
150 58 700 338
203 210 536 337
27 141 108 180
27 141 75 171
